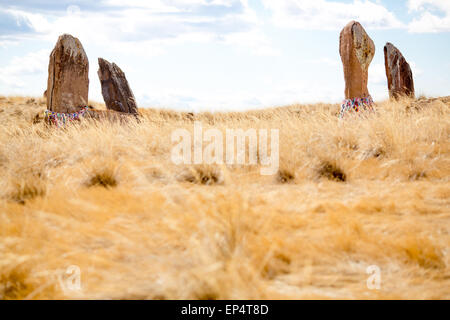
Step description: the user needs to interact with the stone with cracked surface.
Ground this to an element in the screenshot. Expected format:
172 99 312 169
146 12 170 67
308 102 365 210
384 42 415 100
97 58 138 115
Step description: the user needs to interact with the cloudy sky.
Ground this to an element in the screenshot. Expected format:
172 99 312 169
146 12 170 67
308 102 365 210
0 0 449 111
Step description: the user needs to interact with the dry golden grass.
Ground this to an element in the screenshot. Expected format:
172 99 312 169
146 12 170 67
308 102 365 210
0 95 449 300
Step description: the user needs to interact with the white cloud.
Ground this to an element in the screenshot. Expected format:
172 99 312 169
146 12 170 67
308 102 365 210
103 0 181 12
408 0 450 32
262 0 404 30
222 29 281 56
0 1 278 61
0 40 19 48
0 49 49 90
408 0 450 12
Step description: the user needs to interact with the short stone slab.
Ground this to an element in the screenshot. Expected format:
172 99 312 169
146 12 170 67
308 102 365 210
97 58 138 115
384 42 415 100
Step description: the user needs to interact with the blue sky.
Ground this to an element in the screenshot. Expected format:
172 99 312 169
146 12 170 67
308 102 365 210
0 0 449 111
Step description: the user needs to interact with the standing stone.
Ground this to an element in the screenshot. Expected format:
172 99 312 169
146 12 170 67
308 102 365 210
338 21 375 117
384 42 415 100
47 34 89 113
339 21 375 100
97 58 138 115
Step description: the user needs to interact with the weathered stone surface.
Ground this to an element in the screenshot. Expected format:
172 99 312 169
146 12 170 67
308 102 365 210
97 58 138 115
339 21 375 99
384 42 415 100
46 34 89 113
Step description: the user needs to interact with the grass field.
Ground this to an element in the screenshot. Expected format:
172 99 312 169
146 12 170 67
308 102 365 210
0 95 449 299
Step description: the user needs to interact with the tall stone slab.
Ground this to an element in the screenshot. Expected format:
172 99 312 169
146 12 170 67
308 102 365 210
47 34 89 113
339 21 375 100
384 42 415 100
97 58 138 115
